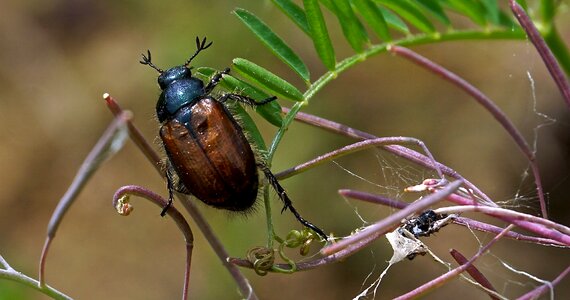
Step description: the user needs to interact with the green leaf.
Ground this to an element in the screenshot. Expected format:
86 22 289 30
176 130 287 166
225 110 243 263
440 0 487 26
374 0 435 33
379 6 409 34
229 103 268 152
351 0 391 41
233 58 304 101
416 0 450 26
330 0 369 53
304 0 336 71
272 0 310 35
195 67 283 128
234 8 310 82
480 0 500 25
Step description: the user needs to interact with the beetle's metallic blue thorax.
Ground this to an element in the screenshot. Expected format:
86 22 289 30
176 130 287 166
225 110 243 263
156 66 205 122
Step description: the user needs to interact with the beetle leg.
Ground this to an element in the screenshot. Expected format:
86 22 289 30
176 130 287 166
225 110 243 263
219 93 277 107
161 166 177 217
258 163 328 240
204 67 230 93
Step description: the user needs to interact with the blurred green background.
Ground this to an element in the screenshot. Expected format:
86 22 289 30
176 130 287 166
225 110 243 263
0 0 569 299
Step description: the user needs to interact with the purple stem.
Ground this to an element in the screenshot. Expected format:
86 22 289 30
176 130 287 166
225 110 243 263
388 45 548 219
516 264 570 300
322 180 463 256
339 189 408 209
341 189 564 246
277 137 444 181
104 94 162 172
39 111 131 286
105 94 257 299
113 185 193 300
452 217 564 247
509 0 570 109
230 226 382 272
176 194 257 300
282 108 496 207
394 225 514 299
449 249 500 300
442 194 570 246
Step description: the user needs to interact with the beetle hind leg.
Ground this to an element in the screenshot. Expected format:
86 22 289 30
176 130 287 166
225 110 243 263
258 163 328 240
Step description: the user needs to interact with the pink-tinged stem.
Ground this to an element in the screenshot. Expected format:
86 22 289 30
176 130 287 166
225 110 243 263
509 0 570 109
388 45 548 219
394 225 514 299
321 180 463 256
39 111 131 286
450 249 500 300
113 185 193 300
284 108 495 206
517 264 570 300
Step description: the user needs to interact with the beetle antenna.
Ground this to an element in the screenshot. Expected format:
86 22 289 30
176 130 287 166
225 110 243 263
184 36 213 67
140 50 163 73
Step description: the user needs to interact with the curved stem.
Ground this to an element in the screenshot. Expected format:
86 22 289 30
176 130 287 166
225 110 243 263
112 185 193 300
267 30 525 161
509 1 570 108
277 136 444 182
104 94 257 299
40 111 130 286
388 45 548 218
283 109 496 206
435 205 570 243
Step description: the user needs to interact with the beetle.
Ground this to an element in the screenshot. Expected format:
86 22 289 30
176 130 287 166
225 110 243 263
140 36 327 240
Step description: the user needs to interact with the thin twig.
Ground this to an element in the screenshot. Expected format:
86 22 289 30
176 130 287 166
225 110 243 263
2 255 72 300
439 194 570 246
435 206 570 245
509 0 570 109
177 194 258 300
393 225 515 299
112 185 193 300
388 45 547 219
517 264 570 300
450 249 500 300
277 136 444 182
104 94 257 300
340 189 565 247
283 108 496 207
321 180 463 256
104 93 162 172
39 111 131 285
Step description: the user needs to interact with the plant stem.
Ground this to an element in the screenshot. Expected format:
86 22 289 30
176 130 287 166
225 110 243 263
268 29 525 159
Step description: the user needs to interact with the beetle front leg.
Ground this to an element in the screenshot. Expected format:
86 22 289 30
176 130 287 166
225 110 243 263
219 93 277 107
161 166 177 217
204 67 230 93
